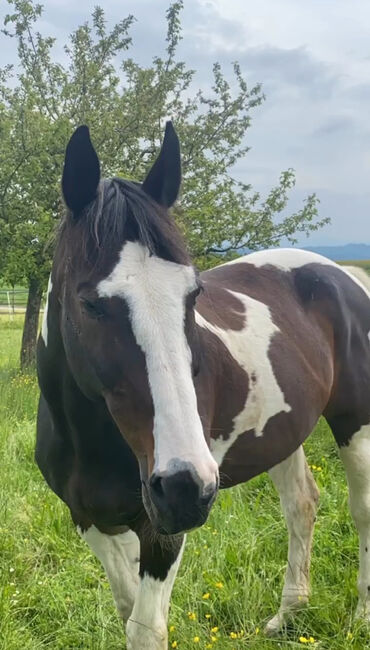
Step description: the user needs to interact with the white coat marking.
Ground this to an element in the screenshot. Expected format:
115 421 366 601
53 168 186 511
343 265 370 297
97 242 218 485
224 249 370 347
126 537 186 650
196 290 291 466
78 525 140 621
41 275 52 346
223 247 339 270
226 248 370 297
339 425 370 618
266 446 319 633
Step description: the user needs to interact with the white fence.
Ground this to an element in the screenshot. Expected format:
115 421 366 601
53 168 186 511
0 289 45 318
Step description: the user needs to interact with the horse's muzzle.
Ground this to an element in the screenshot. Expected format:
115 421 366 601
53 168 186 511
144 468 219 535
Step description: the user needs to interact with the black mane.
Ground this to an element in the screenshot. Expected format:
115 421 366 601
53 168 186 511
58 177 189 268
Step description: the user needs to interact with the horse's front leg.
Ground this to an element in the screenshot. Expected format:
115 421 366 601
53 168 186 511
126 532 185 650
78 524 140 622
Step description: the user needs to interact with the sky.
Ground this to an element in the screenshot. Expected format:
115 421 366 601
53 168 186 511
1 0 370 246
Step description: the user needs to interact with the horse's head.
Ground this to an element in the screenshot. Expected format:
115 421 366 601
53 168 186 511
57 123 219 534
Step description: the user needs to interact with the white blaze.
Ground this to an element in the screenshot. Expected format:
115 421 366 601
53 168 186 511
97 242 218 485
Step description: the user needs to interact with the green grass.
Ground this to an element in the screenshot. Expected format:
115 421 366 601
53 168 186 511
339 260 370 273
0 315 368 649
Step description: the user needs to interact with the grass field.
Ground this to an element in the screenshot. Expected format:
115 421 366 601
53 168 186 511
340 260 370 273
0 316 369 649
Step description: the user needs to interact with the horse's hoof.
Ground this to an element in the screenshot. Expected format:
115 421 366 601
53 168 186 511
265 613 285 636
354 601 370 623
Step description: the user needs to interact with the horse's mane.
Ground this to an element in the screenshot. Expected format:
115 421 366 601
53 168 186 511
57 177 189 268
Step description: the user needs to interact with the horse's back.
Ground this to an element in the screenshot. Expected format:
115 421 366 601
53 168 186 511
197 248 370 478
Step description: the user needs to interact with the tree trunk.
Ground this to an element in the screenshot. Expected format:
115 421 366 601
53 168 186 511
20 277 43 370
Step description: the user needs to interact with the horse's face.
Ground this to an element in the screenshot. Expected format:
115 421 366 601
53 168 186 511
59 124 219 534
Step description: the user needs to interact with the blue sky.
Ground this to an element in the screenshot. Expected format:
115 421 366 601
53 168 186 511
1 0 370 246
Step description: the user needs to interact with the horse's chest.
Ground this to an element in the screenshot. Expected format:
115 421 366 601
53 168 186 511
67 462 141 527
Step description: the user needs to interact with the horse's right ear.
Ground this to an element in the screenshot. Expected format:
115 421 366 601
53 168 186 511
62 125 101 216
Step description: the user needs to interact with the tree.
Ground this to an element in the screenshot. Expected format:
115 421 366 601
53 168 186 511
0 0 328 367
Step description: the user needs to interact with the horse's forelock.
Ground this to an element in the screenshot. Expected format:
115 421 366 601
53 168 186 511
58 177 189 270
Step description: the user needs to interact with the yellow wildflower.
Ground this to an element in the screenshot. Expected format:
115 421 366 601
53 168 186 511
202 592 210 599
193 637 200 643
214 582 224 589
169 625 175 632
347 632 353 639
211 636 218 642
171 642 178 649
205 613 211 619
188 612 197 620
230 632 238 639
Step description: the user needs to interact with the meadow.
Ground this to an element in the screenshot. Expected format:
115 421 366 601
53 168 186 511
0 315 368 650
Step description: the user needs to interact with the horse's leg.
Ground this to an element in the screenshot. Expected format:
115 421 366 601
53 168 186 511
126 533 185 650
78 525 140 622
337 424 370 620
265 445 319 635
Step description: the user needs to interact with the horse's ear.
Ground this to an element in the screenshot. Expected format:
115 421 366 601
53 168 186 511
62 125 101 215
142 121 181 207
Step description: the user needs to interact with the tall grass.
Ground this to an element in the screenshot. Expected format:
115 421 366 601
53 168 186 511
0 315 368 649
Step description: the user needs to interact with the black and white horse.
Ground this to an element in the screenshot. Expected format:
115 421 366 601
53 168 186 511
36 123 370 649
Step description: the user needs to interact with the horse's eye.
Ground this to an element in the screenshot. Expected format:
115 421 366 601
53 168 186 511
81 298 105 319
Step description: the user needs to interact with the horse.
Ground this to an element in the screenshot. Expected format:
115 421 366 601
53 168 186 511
36 122 370 649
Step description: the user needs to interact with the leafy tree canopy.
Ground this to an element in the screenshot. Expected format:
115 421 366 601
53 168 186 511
0 0 328 286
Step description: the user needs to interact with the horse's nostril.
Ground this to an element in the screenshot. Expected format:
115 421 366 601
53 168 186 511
150 474 164 498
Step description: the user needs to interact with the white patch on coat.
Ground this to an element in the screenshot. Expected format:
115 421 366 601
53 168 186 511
226 248 370 297
342 265 370 297
224 247 338 270
126 537 185 650
41 275 52 346
339 425 370 619
195 290 291 465
97 242 218 486
265 446 319 634
224 250 370 345
78 525 140 621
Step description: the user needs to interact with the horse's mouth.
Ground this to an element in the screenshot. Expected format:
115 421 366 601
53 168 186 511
141 478 216 535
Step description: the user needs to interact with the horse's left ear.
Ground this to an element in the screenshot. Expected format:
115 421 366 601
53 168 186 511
62 125 101 216
142 121 181 207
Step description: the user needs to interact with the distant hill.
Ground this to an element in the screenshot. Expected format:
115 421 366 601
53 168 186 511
303 243 370 261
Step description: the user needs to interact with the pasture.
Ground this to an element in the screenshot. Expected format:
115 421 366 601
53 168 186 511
0 315 367 649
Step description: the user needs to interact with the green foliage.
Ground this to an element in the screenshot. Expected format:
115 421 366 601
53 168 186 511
0 0 328 290
0 315 367 649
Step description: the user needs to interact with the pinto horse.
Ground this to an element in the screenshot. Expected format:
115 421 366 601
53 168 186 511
36 122 370 649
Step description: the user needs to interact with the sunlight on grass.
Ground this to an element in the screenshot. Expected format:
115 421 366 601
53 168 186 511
0 315 367 649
